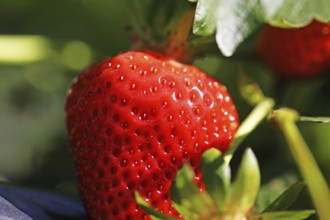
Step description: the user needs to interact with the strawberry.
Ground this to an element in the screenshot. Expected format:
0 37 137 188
257 20 330 79
65 50 239 220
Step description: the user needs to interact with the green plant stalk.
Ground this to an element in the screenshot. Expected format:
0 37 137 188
224 98 275 164
298 116 330 123
164 8 196 63
269 108 330 220
124 0 148 35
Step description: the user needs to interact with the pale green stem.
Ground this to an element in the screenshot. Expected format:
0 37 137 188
269 108 330 220
298 116 330 123
224 98 275 164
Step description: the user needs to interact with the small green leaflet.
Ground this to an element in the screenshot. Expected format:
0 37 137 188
170 164 218 219
250 210 315 220
134 192 179 220
226 148 261 216
201 148 231 212
263 182 305 212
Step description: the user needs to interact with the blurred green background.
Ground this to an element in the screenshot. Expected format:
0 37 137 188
0 0 329 212
0 0 131 193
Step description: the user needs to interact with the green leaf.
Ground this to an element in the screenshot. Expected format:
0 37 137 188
134 192 179 220
193 0 262 57
201 148 230 212
260 0 330 27
264 182 305 212
193 0 217 36
250 210 315 220
226 148 261 215
256 173 300 212
215 0 261 57
170 164 218 219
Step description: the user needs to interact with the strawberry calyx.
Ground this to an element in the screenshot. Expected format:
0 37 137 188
163 8 198 63
136 148 315 220
126 1 199 63
134 72 319 220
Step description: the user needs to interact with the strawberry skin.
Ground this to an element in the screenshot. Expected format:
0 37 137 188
257 21 330 79
65 51 239 220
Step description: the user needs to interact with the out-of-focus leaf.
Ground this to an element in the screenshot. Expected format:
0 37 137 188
0 187 86 220
201 148 230 211
171 164 218 219
264 182 305 212
226 148 260 215
260 0 330 27
250 210 315 220
0 196 32 220
134 192 179 220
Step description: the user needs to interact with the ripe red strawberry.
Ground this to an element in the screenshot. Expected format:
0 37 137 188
65 50 239 220
257 20 330 79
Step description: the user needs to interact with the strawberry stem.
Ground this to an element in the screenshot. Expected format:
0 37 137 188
125 1 198 62
269 108 330 220
126 0 147 32
224 98 275 164
298 116 330 123
124 0 157 50
165 8 197 63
